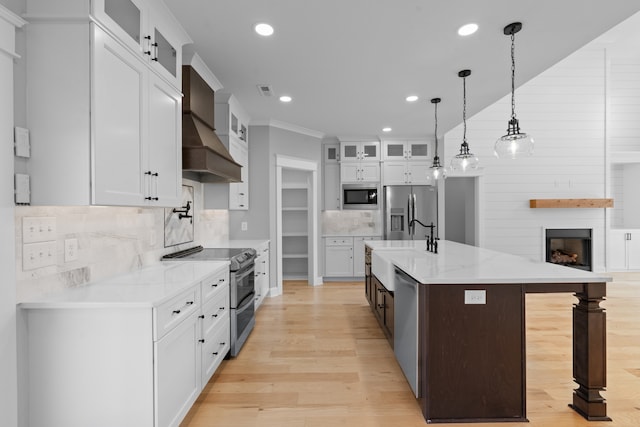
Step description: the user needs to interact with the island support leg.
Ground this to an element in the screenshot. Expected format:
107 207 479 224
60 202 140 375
570 282 611 421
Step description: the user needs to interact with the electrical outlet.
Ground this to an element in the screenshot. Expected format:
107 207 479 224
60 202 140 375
464 290 486 305
23 241 57 270
64 238 78 262
241 221 248 231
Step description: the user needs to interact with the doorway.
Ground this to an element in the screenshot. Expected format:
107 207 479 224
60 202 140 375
444 176 480 246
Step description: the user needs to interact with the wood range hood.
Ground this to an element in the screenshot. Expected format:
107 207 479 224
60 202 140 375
181 65 242 183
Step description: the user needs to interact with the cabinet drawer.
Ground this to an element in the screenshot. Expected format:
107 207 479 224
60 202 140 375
325 237 353 246
201 318 230 386
202 290 230 339
201 269 229 303
154 287 200 341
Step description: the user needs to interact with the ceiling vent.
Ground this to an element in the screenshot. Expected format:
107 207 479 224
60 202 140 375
257 84 274 97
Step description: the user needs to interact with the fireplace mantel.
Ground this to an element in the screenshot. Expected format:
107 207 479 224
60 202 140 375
529 198 614 209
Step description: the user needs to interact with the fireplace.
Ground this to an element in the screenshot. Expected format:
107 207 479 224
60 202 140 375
545 228 592 271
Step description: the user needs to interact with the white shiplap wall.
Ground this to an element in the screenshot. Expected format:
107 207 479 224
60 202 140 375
608 55 640 152
444 47 608 270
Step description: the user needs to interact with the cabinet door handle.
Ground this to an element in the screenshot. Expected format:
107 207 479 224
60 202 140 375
151 42 159 61
199 339 205 343
199 315 205 319
143 35 152 55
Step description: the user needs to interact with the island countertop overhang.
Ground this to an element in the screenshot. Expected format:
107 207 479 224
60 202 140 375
366 240 612 285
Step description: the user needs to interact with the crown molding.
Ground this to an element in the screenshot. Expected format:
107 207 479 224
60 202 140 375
251 119 325 139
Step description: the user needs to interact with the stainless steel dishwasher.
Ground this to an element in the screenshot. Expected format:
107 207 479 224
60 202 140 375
394 267 419 397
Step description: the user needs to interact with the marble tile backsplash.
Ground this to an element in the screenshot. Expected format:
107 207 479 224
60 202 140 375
15 180 229 301
322 210 382 235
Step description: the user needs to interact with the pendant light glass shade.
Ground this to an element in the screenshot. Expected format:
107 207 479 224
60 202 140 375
430 98 447 180
451 70 479 172
495 22 534 159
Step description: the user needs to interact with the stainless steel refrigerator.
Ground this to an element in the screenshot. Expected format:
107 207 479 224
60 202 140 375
383 185 437 240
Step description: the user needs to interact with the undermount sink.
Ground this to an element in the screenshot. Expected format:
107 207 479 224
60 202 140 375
372 251 396 291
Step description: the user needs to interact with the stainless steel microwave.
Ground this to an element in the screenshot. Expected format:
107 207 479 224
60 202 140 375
342 184 379 210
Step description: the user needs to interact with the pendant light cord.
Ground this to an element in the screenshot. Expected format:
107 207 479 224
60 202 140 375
462 75 467 146
434 101 439 157
510 31 517 120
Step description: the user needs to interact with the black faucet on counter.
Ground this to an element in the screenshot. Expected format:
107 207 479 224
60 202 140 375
408 219 439 254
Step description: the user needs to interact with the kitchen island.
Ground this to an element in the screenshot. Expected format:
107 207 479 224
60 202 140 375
366 240 611 424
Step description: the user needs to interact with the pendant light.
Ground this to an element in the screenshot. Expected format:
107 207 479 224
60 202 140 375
495 22 534 159
450 70 479 172
430 97 446 180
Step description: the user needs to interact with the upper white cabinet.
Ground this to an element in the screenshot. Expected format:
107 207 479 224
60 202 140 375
382 140 431 161
340 163 380 183
324 144 340 163
215 93 250 143
340 140 380 162
215 94 251 210
228 139 249 210
92 0 187 89
382 161 433 186
339 140 380 183
25 0 190 207
323 143 340 210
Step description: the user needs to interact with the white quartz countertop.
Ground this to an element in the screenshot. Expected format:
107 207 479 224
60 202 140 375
19 261 229 309
367 240 612 285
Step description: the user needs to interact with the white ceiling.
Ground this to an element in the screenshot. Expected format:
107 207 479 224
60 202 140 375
164 0 640 140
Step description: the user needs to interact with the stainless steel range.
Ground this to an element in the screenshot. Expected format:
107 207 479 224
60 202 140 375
162 245 257 357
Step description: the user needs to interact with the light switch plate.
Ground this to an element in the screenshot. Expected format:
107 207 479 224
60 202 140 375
464 290 486 305
64 238 78 262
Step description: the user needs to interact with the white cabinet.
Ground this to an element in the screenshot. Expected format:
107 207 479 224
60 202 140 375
325 237 354 276
353 236 380 276
324 236 381 277
215 93 250 142
382 140 431 160
253 241 271 308
20 263 230 427
228 139 249 210
92 0 188 89
382 161 433 185
25 2 188 207
324 143 340 163
93 29 181 206
340 140 380 162
609 229 640 271
323 143 341 210
215 94 251 210
154 310 200 427
340 162 380 183
324 162 341 210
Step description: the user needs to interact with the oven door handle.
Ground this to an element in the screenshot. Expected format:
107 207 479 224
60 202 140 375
234 263 255 282
235 291 255 313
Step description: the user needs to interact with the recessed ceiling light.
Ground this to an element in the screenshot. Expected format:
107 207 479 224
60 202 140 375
255 23 274 36
406 95 419 102
382 127 392 132
279 95 292 103
458 23 478 36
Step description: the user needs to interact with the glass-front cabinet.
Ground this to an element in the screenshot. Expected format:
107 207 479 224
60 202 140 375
340 141 380 162
92 0 187 89
382 140 430 160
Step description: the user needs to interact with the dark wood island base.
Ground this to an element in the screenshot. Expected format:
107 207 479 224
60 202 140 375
416 281 610 423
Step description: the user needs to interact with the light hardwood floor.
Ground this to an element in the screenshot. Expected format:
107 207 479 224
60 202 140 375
181 274 640 427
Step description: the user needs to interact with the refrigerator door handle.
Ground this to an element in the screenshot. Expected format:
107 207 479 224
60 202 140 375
412 193 417 235
407 193 413 236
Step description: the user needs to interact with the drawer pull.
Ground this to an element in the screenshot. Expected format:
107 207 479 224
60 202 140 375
172 309 181 314
186 301 194 305
211 283 218 288
199 339 205 343
199 315 205 319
